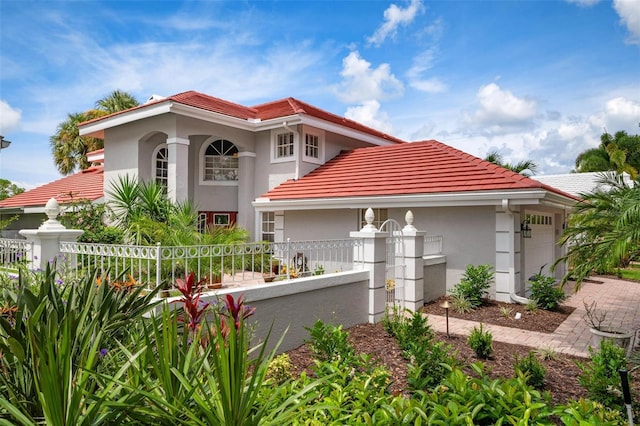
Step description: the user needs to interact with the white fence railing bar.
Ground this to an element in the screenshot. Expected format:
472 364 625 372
0 238 33 270
57 238 364 291
424 235 443 255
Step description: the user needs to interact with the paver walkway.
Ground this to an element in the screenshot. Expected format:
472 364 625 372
426 276 640 358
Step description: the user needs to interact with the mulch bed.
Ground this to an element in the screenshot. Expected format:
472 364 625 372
422 296 576 333
285 300 640 407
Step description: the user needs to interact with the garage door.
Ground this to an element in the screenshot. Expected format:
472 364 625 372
523 213 554 292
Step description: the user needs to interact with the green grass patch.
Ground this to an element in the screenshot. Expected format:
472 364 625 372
619 267 640 281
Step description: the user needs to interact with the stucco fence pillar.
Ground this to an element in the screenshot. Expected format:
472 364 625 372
351 208 428 322
19 198 83 272
399 211 426 312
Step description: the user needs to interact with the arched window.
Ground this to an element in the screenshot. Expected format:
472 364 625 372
154 146 168 189
204 139 238 181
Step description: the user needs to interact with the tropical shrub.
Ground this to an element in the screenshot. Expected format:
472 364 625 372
0 264 159 424
468 323 493 359
383 306 434 352
451 263 494 308
58 197 123 244
426 363 556 424
577 339 628 409
304 319 354 362
529 273 566 310
514 351 547 389
555 398 626 425
266 353 294 385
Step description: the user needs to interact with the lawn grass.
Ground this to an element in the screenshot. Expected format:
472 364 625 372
619 267 640 281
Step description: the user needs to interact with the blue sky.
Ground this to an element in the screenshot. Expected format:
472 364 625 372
1 0 639 189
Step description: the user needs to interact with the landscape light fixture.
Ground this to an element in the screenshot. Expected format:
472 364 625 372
440 298 450 338
521 219 532 239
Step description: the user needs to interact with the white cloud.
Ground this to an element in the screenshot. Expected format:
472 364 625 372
406 47 447 93
602 96 640 133
613 0 640 43
471 83 538 127
368 0 425 46
345 100 393 134
409 77 447 94
565 0 601 7
336 51 404 103
0 100 21 134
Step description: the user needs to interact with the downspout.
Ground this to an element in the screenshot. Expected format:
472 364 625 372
501 199 530 304
283 122 300 180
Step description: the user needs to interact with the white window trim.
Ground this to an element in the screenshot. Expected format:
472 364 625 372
270 129 296 163
152 143 168 186
302 127 324 165
198 137 240 187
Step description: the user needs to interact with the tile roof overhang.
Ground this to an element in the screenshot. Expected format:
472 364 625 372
253 140 579 211
0 166 104 213
78 91 404 146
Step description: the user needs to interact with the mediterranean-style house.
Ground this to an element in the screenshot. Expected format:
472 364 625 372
0 90 578 301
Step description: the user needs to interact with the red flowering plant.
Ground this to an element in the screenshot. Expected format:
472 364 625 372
175 272 210 332
220 294 256 332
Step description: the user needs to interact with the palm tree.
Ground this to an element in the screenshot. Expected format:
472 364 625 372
95 90 139 114
574 131 640 178
484 150 538 176
49 90 139 175
553 172 640 288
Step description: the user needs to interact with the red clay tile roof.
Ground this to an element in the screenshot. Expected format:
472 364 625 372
260 140 577 201
80 91 405 144
252 98 405 144
0 166 104 209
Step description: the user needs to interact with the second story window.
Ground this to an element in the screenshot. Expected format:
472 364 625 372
275 132 294 159
154 146 168 190
305 133 319 159
204 139 238 181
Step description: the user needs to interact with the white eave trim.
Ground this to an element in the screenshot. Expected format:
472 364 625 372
253 189 576 211
297 115 399 146
80 100 402 146
80 103 172 137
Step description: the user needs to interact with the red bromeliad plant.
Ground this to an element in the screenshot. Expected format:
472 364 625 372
175 272 210 332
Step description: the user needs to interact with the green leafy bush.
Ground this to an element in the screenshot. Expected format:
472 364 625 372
407 339 459 391
555 398 626 425
514 351 546 389
304 319 354 362
266 353 294 385
451 264 494 308
383 306 434 351
529 273 566 310
577 339 628 409
426 363 556 424
468 323 493 359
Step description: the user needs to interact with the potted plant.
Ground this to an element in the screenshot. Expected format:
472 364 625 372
583 300 634 355
206 272 222 289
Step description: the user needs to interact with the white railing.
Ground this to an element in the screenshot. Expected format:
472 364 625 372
424 235 443 255
0 238 32 271
58 238 364 291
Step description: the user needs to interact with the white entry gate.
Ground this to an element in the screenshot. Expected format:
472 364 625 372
379 219 406 310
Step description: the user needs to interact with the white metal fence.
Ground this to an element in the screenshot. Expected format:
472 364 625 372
55 238 364 291
0 238 33 271
424 235 443 255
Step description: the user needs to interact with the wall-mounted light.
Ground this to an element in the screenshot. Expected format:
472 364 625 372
521 219 532 238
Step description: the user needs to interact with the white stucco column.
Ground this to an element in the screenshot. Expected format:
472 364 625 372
350 208 388 323
237 152 256 236
495 203 522 303
19 198 83 272
166 137 190 203
400 211 426 312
